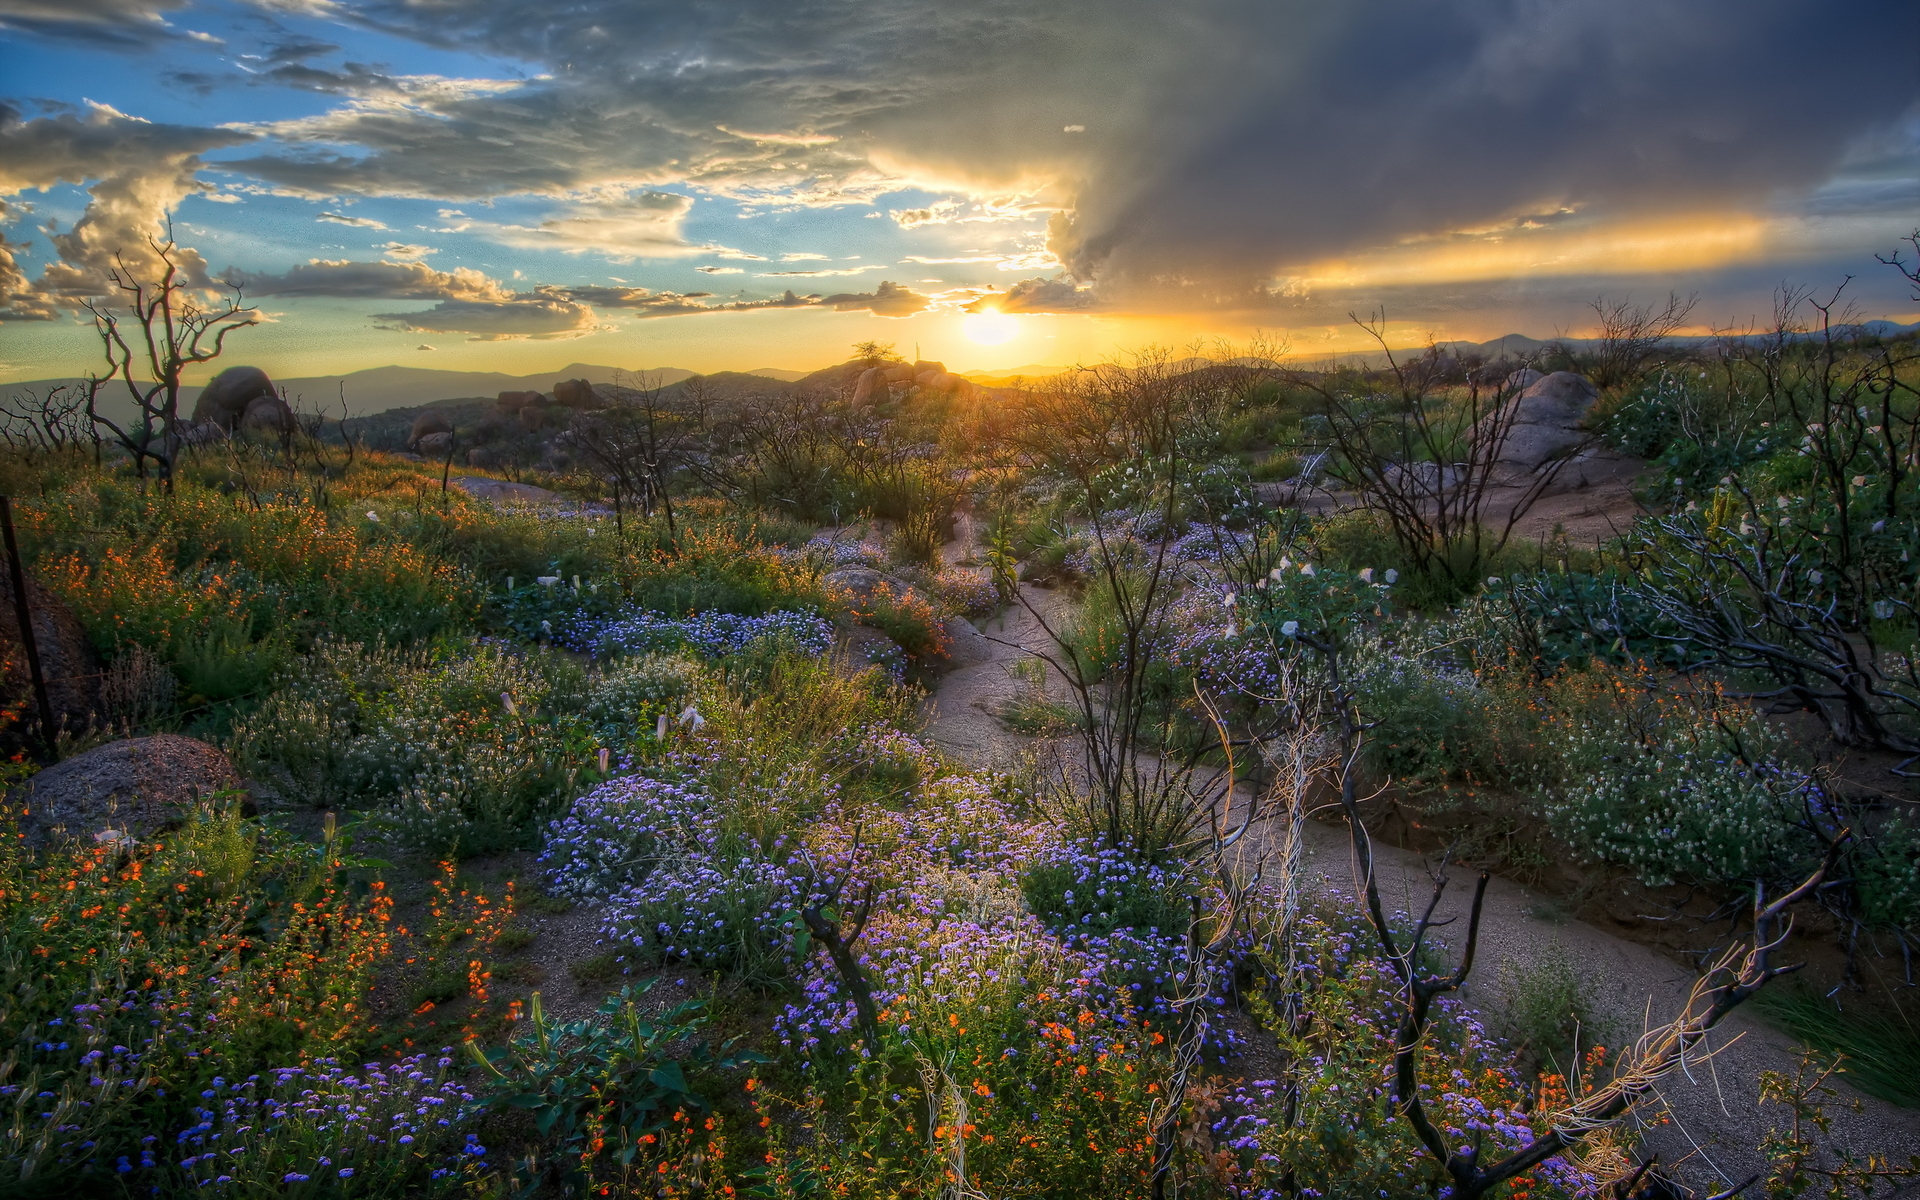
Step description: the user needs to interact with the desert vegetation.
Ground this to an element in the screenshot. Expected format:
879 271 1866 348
0 234 1918 1199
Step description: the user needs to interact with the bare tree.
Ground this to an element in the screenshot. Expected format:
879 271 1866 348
1625 278 1920 761
1303 630 1843 1200
1588 291 1698 389
0 382 101 464
1291 313 1569 599
563 374 707 544
81 224 257 490
997 352 1234 852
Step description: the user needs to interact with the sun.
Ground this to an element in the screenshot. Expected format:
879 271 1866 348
963 308 1020 346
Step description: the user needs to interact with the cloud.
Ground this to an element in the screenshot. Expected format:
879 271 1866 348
317 211 389 229
224 258 510 301
0 101 254 311
373 289 601 339
260 62 410 98
820 280 928 317
0 0 190 48
456 190 701 260
970 274 1097 313
377 242 435 260
214 0 1908 313
696 265 744 274
758 266 874 277
554 284 819 319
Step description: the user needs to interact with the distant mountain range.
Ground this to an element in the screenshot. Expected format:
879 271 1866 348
0 362 802 418
8 320 1912 417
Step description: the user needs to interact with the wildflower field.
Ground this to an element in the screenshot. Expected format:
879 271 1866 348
2 309 1919 1198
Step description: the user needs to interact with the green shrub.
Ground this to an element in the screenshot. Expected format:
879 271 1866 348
230 638 599 855
586 652 703 744
1537 702 1815 888
469 984 760 1194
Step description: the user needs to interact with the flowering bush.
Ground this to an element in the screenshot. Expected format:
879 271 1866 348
560 607 833 661
0 803 396 1190
931 566 999 617
230 638 599 854
830 578 949 660
1212 910 1603 1200
168 1053 486 1196
469 984 757 1196
584 652 703 742
1538 702 1822 888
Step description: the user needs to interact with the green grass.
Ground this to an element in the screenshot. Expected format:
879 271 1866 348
1754 987 1920 1108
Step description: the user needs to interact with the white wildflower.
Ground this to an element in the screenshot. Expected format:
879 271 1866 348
1280 620 1299 636
1384 569 1399 584
1358 567 1374 583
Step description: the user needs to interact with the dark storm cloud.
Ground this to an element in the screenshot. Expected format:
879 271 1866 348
972 276 1098 314
260 62 408 97
371 288 600 339
820 281 927 317
554 285 822 318
0 0 193 47
208 0 1915 304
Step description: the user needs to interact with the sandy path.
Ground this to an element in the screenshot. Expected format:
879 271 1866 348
919 583 1920 1190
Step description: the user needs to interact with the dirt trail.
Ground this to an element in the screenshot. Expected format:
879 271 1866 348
920 576 1920 1189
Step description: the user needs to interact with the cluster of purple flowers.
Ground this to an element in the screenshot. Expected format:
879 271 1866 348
794 534 890 569
1169 524 1253 564
558 607 833 660
170 1053 484 1192
538 774 714 902
931 567 999 617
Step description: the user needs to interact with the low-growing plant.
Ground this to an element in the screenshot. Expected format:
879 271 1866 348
469 983 758 1193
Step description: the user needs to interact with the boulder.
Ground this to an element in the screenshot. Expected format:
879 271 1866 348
475 410 509 441
1484 371 1599 469
496 390 542 412
238 395 296 434
465 446 500 469
408 410 453 448
518 405 548 433
13 734 240 848
191 366 276 430
0 570 99 737
553 379 604 410
882 363 917 384
912 360 947 376
850 366 884 405
942 616 993 668
416 431 454 456
453 477 562 504
1504 368 1545 393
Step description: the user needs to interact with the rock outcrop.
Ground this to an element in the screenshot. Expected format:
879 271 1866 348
238 395 297 434
14 735 241 848
453 477 562 504
191 366 277 430
416 431 454 456
1486 371 1600 469
552 379 604 410
408 410 453 449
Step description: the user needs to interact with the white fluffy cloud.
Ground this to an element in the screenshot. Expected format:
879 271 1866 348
0 102 255 311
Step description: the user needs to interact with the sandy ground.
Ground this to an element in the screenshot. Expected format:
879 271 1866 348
919 568 1920 1190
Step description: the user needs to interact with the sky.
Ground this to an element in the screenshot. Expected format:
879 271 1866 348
2 0 1917 383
